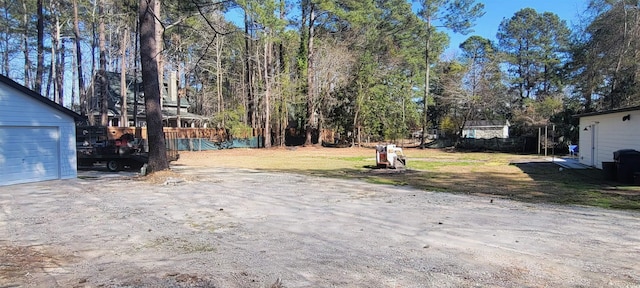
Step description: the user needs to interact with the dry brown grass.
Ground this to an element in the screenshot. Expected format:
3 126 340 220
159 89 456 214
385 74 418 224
0 244 73 282
140 169 198 184
171 146 640 209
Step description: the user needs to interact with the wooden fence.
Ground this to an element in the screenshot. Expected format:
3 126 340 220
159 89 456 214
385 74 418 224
102 127 265 141
102 127 335 146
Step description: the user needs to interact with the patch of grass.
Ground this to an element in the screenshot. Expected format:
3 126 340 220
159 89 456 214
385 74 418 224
407 160 476 171
329 156 369 162
584 191 614 208
177 242 216 253
77 175 99 180
141 236 217 253
188 222 217 232
366 177 407 186
176 148 640 210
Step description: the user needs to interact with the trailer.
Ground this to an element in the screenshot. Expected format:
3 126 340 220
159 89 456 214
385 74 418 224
77 126 179 172
76 126 150 172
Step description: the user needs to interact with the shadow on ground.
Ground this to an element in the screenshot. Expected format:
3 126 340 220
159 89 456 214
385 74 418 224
267 162 640 210
511 161 640 209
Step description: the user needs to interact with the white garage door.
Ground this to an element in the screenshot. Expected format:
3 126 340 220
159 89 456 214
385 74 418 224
0 126 60 186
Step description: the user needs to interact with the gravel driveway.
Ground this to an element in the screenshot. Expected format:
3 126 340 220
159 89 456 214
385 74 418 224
1 166 639 287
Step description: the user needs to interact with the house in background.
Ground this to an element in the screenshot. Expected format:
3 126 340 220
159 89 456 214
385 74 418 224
87 71 206 127
578 106 640 169
462 120 510 139
0 74 83 186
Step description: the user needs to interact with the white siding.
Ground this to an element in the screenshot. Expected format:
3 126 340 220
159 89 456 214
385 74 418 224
579 110 640 169
0 81 77 186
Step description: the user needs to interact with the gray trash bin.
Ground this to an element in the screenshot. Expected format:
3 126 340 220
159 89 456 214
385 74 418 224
602 161 617 181
613 149 640 183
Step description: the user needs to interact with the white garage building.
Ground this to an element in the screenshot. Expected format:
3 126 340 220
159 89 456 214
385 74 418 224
578 106 640 169
0 74 82 186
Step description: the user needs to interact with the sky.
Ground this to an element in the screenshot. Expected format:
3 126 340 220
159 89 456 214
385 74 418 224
226 0 591 54
444 0 589 54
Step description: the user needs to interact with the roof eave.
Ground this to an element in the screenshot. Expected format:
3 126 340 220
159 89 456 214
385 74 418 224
574 106 640 118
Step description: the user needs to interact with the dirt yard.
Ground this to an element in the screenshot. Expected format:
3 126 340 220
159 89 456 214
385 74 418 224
1 148 639 287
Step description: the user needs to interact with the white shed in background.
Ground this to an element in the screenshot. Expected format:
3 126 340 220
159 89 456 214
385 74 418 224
578 106 640 169
462 120 510 139
0 74 82 186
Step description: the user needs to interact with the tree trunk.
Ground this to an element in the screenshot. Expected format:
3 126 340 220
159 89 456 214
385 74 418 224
177 66 183 127
254 38 261 130
420 18 431 148
304 5 315 146
277 0 286 147
139 0 169 172
2 0 10 75
121 27 129 127
155 0 164 111
46 57 53 100
57 39 65 106
99 0 108 126
134 19 140 126
71 40 77 107
49 16 58 101
88 1 98 125
73 0 86 115
244 10 255 126
264 34 271 148
51 5 65 105
353 81 363 146
35 0 44 94
216 35 224 126
22 0 30 88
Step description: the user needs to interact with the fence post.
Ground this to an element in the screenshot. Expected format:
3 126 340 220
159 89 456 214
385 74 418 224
538 127 541 155
545 126 548 157
552 125 555 159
